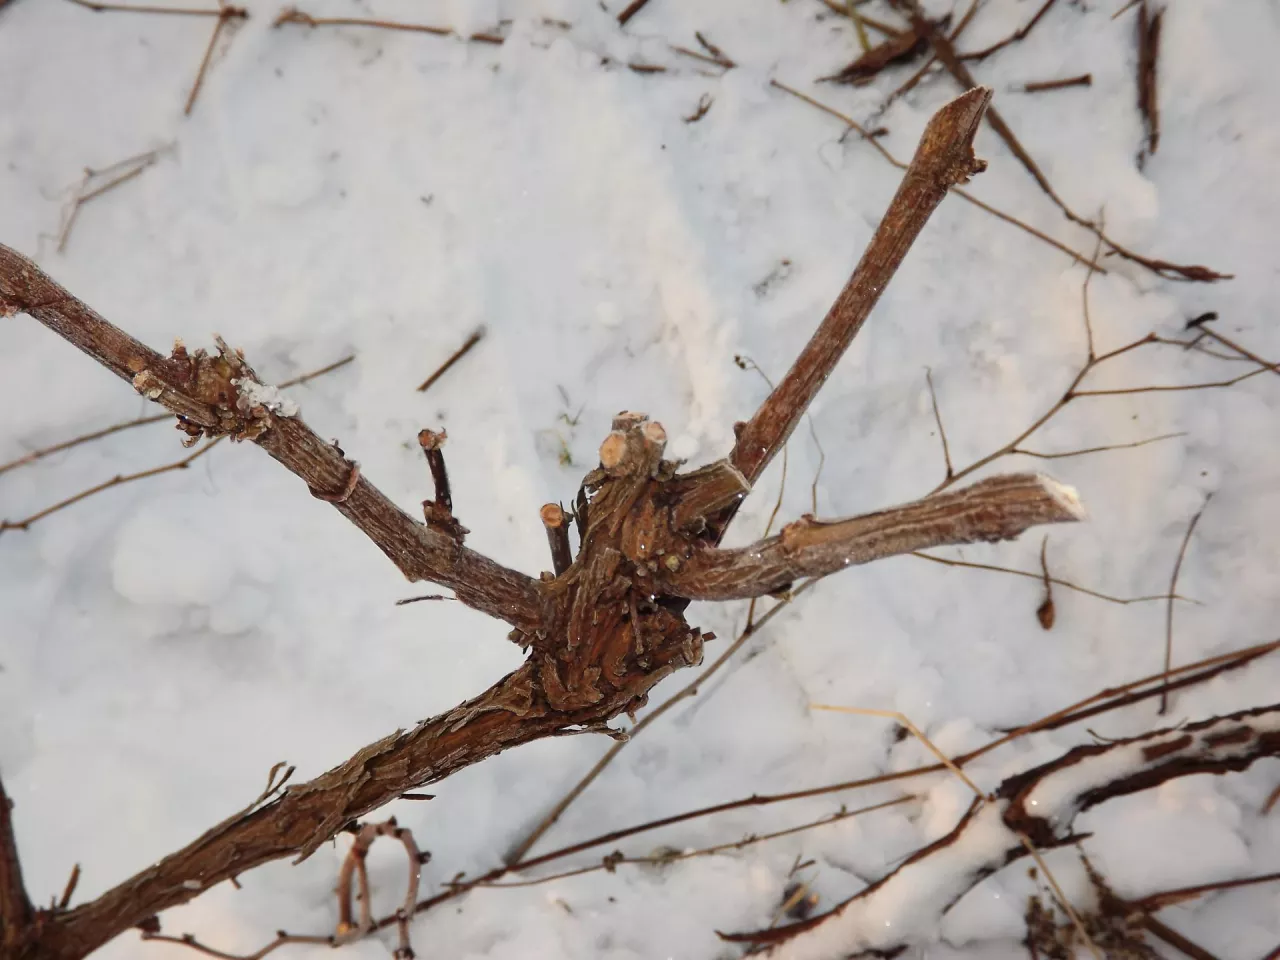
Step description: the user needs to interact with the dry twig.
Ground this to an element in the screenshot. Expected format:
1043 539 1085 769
959 0 1057 61
54 148 167 255
0 354 351 478
185 4 248 117
770 79 1105 272
1161 497 1210 713
894 0 1229 282
724 706 1280 954
1136 1 1163 165
274 7 503 44
1019 73 1092 93
416 327 485 393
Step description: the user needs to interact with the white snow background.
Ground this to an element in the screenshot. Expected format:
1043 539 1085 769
2 0 1279 958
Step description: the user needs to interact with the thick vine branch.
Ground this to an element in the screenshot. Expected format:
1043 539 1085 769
0 244 542 632
0 772 32 955
727 85 992 491
725 704 1280 957
665 473 1083 600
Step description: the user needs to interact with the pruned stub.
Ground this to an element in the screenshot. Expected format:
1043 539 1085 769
525 413 737 716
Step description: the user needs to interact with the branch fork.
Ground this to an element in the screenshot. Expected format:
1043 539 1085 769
0 85 1100 960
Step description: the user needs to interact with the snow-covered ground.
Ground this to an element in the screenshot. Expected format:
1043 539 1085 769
2 0 1278 957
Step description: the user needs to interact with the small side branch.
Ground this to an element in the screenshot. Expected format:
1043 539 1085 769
0 772 32 951
416 327 485 393
665 473 1083 601
1162 497 1209 713
895 0 1228 282
1136 1 1163 165
417 428 452 514
335 819 426 957
0 244 541 631
540 504 573 576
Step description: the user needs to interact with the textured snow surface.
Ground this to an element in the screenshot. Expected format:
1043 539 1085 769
2 0 1279 958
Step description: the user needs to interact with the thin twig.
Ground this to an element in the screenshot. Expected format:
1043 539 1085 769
1017 832 1103 960
669 44 734 69
1019 73 1092 93
1135 871 1280 911
55 148 165 254
1195 325 1280 378
958 0 1056 61
1036 535 1055 629
66 0 226 14
185 7 248 117
141 930 333 959
1161 497 1210 713
1265 783 1280 815
0 355 351 478
273 7 501 43
897 0 1228 281
811 704 985 796
925 367 953 480
0 438 223 534
616 0 651 27
1012 432 1185 460
769 80 1105 272
57 863 81 911
416 327 485 393
910 550 1194 606
482 797 908 889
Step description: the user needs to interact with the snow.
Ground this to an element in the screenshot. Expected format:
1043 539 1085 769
1 0 1279 958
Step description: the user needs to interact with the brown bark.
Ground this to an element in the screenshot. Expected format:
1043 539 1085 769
0 774 32 957
727 86 991 492
663 473 1082 601
0 247 542 633
0 86 1086 959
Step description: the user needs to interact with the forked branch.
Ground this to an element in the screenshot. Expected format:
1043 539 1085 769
0 86 1084 960
725 705 1280 957
0 245 541 633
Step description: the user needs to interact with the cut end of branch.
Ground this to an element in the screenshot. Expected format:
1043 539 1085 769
920 85 993 186
1035 474 1087 522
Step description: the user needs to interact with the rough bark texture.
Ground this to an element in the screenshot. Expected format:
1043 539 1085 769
662 473 1083 600
0 775 32 958
0 86 1094 960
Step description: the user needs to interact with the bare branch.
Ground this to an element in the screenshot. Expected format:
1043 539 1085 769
768 80 1106 273
727 86 991 492
540 503 572 577
0 244 542 632
665 473 1083 601
894 0 1228 282
0 772 33 952
0 354 352 478
724 705 1280 955
1162 497 1210 713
